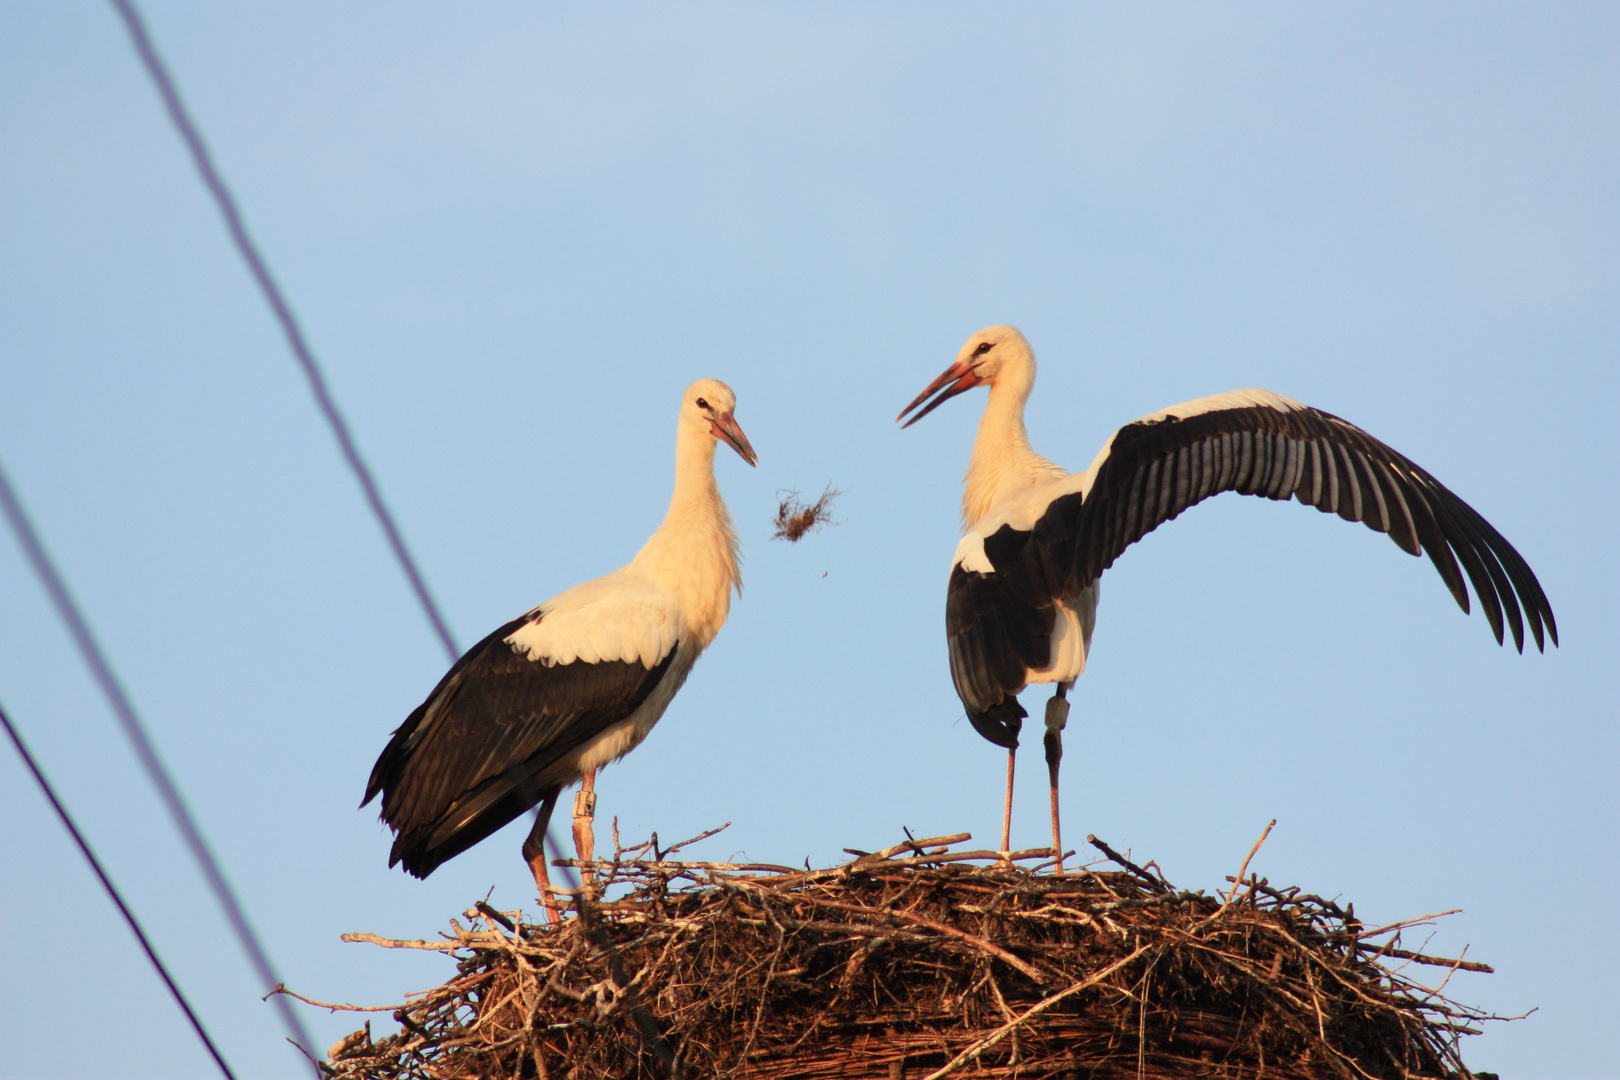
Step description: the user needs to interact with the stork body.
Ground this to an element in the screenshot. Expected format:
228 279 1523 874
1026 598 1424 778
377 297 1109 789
900 326 1556 871
364 379 756 911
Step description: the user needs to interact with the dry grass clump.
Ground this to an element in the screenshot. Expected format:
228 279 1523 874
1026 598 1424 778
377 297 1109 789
304 829 1503 1079
771 486 841 542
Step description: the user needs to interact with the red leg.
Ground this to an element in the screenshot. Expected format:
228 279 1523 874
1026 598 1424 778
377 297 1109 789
1000 747 1016 867
522 789 563 923
571 769 598 898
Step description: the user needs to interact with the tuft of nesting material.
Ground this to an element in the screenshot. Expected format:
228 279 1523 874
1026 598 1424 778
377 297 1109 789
304 829 1505 1079
771 486 841 542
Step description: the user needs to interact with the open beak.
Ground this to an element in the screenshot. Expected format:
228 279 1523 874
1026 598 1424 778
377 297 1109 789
896 360 984 428
711 412 758 467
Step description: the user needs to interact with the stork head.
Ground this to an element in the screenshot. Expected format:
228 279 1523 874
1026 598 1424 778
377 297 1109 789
896 325 1031 428
684 378 757 466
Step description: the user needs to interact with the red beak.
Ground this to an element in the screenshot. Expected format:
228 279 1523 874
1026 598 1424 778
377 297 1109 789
710 411 758 466
896 360 984 428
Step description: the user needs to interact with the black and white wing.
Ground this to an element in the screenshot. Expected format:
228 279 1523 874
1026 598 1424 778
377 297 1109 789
364 582 680 878
947 389 1557 744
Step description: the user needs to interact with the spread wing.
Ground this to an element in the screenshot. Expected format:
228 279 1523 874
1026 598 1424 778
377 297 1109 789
947 390 1557 745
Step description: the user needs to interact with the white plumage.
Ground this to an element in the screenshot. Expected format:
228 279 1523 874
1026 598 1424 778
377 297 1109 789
365 378 755 909
506 581 683 669
900 325 1555 872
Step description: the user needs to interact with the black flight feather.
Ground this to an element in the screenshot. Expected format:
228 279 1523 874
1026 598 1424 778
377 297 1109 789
364 613 677 878
943 400 1557 743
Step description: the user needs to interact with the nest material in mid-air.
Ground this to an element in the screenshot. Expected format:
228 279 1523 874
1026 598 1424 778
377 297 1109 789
771 486 841 542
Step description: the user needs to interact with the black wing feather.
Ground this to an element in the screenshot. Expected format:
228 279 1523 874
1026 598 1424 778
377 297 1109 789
945 399 1557 746
364 614 676 877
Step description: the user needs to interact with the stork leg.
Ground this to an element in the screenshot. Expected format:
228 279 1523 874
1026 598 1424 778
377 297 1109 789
571 768 598 898
1044 682 1072 876
999 747 1016 867
522 789 563 924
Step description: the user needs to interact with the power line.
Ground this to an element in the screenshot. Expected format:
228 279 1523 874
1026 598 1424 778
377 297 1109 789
101 0 581 981
0 458 320 1070
98 4 676 1069
106 0 458 664
99 0 598 919
0 699 240 1080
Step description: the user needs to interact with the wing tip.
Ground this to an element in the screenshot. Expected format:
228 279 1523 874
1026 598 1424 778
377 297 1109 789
389 834 441 879
966 700 1026 749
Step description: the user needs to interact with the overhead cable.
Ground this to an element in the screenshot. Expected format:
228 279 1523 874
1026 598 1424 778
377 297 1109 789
100 0 596 923
107 0 458 663
100 4 676 1069
1 699 240 1080
0 458 320 1069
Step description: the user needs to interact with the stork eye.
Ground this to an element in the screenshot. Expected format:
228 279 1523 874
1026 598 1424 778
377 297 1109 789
973 342 993 357
696 397 710 410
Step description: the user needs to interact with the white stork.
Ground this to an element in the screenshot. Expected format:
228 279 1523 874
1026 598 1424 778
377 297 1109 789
898 326 1556 873
364 379 756 913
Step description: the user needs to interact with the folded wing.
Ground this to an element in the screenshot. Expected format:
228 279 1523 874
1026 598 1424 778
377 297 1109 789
364 602 678 877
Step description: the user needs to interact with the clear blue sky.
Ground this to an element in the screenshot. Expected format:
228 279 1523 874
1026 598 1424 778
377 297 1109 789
2 4 1614 1077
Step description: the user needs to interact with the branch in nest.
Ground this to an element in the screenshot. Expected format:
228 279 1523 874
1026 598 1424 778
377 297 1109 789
771 485 841 542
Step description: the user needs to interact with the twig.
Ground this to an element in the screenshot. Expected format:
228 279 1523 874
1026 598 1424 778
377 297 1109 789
475 901 516 933
554 859 802 875
792 895 1050 985
341 933 462 952
919 945 1153 1080
572 886 682 1077
662 822 732 857
1218 819 1277 912
1356 910 1464 939
860 833 974 860
1085 835 1167 893
1417 945 1474 1002
266 984 405 1014
1359 946 1493 974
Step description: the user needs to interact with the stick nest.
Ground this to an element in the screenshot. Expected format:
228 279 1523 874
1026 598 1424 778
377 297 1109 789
309 830 1503 1079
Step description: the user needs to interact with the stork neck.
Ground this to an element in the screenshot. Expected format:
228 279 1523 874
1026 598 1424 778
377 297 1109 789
665 429 722 520
962 376 1061 526
633 430 741 647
